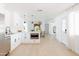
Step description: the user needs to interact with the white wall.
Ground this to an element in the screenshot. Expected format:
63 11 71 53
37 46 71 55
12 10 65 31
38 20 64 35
49 4 79 54
12 12 24 33
49 9 70 47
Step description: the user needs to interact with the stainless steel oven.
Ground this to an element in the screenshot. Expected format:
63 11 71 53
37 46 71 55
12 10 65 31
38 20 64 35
30 33 39 39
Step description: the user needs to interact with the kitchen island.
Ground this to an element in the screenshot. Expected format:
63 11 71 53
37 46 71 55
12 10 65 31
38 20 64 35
30 31 40 43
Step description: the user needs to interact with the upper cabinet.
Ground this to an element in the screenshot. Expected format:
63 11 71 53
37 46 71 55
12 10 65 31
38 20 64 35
0 13 5 33
0 4 9 25
0 4 6 24
0 4 6 33
0 13 5 24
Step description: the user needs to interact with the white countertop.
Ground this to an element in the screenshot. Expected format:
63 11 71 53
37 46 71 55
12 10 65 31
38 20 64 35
30 31 40 33
5 32 25 36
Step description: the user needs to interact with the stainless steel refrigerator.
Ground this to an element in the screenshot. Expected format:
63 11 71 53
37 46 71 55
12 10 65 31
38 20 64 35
0 33 10 56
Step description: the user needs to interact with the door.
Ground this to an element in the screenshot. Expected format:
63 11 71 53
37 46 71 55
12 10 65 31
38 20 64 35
61 19 68 47
53 26 56 37
45 24 49 34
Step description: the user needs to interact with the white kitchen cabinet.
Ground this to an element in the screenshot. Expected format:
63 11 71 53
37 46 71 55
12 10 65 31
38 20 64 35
68 11 79 54
16 33 21 46
68 36 79 54
74 36 79 54
68 37 75 51
11 34 17 51
21 32 28 43
10 32 24 52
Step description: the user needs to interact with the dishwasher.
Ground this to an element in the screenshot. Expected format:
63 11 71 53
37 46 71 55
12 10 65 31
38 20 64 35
0 33 10 56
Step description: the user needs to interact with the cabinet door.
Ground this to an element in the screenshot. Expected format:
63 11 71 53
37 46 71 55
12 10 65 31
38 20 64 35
17 34 21 46
21 32 26 42
74 37 79 54
11 35 17 51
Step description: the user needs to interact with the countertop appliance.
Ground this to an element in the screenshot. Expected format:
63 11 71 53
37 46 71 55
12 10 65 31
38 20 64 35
0 33 10 56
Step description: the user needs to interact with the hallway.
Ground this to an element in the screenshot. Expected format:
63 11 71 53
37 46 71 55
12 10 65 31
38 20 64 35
9 35 78 56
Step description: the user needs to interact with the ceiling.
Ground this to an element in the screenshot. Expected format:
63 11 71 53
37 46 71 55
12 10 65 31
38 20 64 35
4 3 75 21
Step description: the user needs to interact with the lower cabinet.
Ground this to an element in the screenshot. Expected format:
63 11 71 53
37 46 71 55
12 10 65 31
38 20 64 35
11 34 17 51
74 37 79 54
68 37 75 51
68 36 79 54
10 32 25 52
